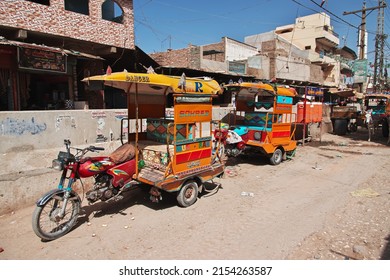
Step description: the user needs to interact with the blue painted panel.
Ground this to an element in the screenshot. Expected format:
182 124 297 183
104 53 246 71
276 96 293 104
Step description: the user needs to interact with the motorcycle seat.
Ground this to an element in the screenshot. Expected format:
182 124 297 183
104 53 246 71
109 143 136 164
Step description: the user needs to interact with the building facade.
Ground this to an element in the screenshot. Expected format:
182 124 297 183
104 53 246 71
245 31 315 85
245 13 355 90
151 12 358 96
0 0 137 111
150 37 259 81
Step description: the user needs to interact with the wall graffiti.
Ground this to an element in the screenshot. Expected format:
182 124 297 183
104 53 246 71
0 117 47 136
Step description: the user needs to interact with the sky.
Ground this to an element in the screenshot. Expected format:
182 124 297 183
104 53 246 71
133 0 390 65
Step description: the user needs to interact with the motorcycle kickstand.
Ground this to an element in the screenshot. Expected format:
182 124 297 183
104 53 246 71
105 181 139 202
105 188 125 202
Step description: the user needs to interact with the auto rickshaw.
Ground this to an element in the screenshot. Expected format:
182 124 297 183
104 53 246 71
214 82 297 165
83 71 225 207
364 93 390 138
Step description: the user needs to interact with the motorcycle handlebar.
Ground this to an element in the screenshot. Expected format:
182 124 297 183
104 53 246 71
89 146 105 151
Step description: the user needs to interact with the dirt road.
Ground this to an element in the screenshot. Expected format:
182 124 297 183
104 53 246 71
0 130 389 260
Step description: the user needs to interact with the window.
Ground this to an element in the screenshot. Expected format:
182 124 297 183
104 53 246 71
26 0 50 5
305 46 311 50
65 0 89 16
102 0 124 24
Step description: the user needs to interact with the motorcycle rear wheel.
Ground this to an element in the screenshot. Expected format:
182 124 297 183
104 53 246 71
32 194 80 241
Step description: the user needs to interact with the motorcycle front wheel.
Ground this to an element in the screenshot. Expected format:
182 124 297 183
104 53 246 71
32 193 80 241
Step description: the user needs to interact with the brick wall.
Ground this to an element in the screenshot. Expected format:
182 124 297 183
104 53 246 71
202 42 225 62
150 46 198 68
0 0 134 49
188 46 201 69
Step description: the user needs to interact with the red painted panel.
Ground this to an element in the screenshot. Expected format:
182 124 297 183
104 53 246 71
272 131 290 138
175 148 211 164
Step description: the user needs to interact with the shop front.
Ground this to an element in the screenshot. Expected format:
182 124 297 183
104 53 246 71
0 39 104 111
0 44 17 111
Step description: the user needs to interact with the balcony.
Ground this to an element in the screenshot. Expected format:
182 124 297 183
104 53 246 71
308 51 336 66
315 26 339 47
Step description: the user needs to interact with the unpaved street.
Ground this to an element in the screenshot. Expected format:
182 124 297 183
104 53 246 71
0 130 389 260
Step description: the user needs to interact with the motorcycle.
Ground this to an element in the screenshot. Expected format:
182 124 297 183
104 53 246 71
213 124 248 157
32 139 137 241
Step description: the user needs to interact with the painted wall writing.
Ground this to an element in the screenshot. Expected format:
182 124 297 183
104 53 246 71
114 111 127 120
91 111 107 119
0 117 46 136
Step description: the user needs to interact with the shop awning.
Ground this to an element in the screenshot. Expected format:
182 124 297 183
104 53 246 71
63 49 104 60
0 37 104 60
329 88 364 99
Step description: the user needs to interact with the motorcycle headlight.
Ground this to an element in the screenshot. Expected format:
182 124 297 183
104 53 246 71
52 159 64 171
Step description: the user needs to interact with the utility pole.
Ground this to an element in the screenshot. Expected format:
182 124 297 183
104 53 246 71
161 35 172 51
373 0 387 93
343 1 387 92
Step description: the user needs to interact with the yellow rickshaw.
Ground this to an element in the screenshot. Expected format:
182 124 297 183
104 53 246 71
83 71 225 207
215 82 297 165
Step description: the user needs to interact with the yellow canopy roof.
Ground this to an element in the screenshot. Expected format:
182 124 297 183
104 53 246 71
224 82 297 97
82 71 223 95
365 93 390 99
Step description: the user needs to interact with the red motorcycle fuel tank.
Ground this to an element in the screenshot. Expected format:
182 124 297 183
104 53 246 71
107 159 137 187
78 156 116 177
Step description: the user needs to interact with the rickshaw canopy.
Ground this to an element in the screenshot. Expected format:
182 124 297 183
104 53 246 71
224 82 297 98
365 93 390 100
82 71 223 95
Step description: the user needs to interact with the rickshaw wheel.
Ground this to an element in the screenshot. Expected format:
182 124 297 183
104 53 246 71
382 119 389 137
270 148 283 165
177 180 199 207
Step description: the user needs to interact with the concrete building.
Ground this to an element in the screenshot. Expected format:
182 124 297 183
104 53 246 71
245 31 315 85
150 13 357 96
245 13 357 91
150 37 259 82
0 0 156 111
